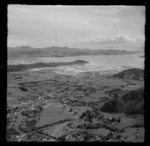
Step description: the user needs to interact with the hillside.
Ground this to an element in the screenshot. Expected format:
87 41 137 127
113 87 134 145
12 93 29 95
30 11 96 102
100 87 144 115
8 46 138 59
113 68 144 81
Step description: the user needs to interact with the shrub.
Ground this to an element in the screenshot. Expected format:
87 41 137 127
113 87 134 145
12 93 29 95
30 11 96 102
19 86 28 91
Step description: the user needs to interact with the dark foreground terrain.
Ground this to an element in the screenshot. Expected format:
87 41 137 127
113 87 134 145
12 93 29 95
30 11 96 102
7 67 144 142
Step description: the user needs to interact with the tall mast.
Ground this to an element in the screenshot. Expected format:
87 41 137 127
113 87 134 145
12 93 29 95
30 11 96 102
55 34 58 45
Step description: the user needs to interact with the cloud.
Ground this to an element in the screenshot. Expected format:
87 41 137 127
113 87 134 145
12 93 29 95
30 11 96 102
72 35 145 44
8 5 145 48
7 34 28 47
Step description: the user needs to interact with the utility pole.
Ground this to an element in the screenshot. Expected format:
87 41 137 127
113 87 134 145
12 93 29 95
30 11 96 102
55 34 58 45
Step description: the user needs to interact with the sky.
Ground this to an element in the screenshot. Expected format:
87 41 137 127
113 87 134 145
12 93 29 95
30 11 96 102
8 5 145 50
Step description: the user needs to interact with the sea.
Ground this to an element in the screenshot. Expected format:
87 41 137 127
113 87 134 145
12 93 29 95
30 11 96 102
8 52 144 75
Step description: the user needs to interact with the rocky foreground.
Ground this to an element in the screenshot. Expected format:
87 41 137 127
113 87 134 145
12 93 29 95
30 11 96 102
7 68 144 142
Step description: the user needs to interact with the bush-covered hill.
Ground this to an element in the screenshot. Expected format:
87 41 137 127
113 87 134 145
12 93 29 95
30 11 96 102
113 68 144 81
100 87 144 115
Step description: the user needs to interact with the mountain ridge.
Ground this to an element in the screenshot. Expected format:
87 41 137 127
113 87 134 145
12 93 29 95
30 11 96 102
8 46 141 59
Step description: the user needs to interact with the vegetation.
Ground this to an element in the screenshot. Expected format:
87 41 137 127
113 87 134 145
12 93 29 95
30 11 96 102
26 119 37 127
100 87 144 115
8 60 88 72
7 127 20 136
19 86 28 91
122 87 144 115
113 68 144 81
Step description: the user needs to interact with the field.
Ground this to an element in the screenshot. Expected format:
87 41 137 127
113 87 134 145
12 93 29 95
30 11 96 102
7 67 144 142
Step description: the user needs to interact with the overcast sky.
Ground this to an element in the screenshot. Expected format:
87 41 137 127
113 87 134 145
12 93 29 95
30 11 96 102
8 5 145 49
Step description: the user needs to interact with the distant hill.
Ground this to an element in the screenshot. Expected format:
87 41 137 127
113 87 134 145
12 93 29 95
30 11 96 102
7 60 88 72
8 46 138 59
100 87 144 115
113 68 144 81
139 55 144 58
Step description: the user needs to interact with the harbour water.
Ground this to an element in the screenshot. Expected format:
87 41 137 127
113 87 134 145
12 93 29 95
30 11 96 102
8 53 144 74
